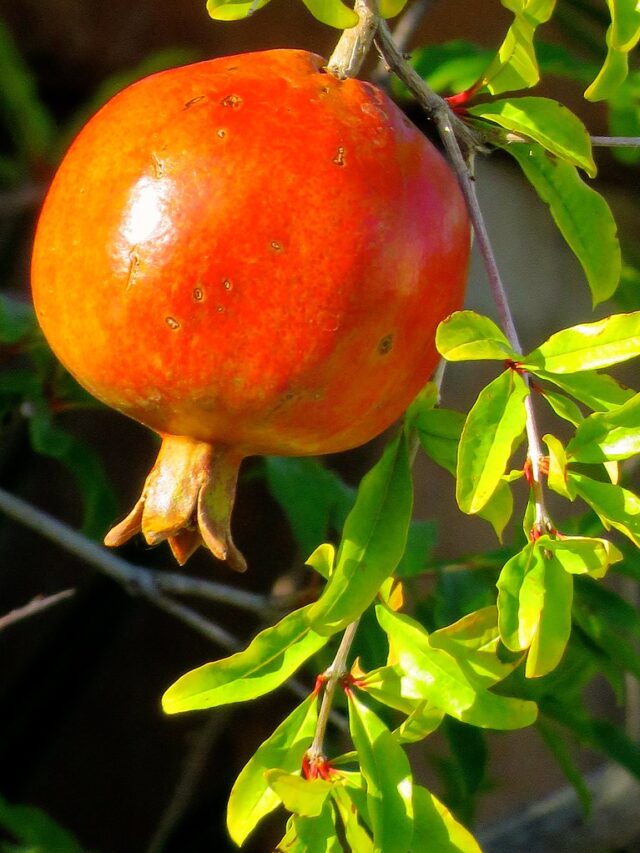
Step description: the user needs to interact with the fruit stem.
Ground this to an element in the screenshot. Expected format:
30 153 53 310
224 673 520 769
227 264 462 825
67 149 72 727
327 0 379 79
104 435 246 570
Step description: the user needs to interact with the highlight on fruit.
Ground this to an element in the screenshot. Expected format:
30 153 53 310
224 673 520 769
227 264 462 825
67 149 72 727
31 49 470 570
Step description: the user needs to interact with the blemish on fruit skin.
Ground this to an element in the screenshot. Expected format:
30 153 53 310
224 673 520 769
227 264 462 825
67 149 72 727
126 249 140 290
193 287 204 302
165 316 180 330
216 128 227 139
333 146 346 167
222 278 233 291
216 305 225 313
221 94 243 109
378 333 394 355
151 153 166 179
183 95 206 110
270 240 283 253
319 85 331 96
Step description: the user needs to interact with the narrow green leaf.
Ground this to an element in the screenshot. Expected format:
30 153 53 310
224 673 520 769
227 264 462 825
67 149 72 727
376 607 537 729
585 0 640 101
0 793 88 853
570 472 640 546
540 389 584 426
415 407 465 475
536 369 635 411
305 542 336 580
482 0 557 94
308 431 413 634
291 803 343 853
396 520 437 578
332 786 374 851
574 604 640 681
566 393 640 462
396 704 445 744
266 771 333 817
162 605 329 713
456 370 529 514
537 719 591 817
227 694 318 845
497 543 542 651
543 434 573 499
347 691 414 853
409 41 494 95
525 555 573 678
575 575 640 637
206 0 271 21
523 313 640 373
505 143 621 304
436 310 518 362
300 0 359 28
411 785 483 853
608 71 640 165
469 97 596 176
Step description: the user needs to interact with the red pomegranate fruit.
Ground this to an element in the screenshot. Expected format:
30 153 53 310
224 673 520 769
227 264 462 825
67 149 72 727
31 49 470 570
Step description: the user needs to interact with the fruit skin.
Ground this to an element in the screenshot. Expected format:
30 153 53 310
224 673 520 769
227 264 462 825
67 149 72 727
31 49 470 568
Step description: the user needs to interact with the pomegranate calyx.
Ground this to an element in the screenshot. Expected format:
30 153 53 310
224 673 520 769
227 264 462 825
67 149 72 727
104 435 246 571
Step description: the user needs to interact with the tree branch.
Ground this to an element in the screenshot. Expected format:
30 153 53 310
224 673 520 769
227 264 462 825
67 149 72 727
327 0 379 79
0 588 75 631
591 136 640 148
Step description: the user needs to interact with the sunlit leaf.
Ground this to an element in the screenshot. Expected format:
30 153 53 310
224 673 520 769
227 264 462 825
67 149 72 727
436 311 518 362
207 0 271 20
305 542 336 580
266 771 333 817
456 369 529 514
523 313 640 373
482 0 557 94
162 604 329 713
585 0 640 101
524 554 573 677
288 803 343 852
378 0 409 18
570 473 640 546
540 389 584 426
505 144 621 305
478 479 515 541
411 785 483 853
497 543 541 650
300 0 359 28
376 606 537 729
469 97 596 175
227 694 318 845
331 786 374 850
566 393 640 462
348 691 414 853
543 434 573 499
309 431 413 634
536 369 635 411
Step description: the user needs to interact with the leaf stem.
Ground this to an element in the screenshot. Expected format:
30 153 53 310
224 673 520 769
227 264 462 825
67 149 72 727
307 619 359 764
376 20 552 530
591 136 640 148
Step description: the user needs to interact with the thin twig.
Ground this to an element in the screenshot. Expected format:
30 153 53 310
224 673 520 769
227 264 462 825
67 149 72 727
591 136 640 148
326 0 379 79
0 486 268 614
0 588 75 632
372 0 434 85
376 19 552 530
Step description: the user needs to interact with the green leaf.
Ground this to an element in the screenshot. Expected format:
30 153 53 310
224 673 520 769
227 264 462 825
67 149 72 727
540 389 584 426
376 606 537 729
436 311 518 362
497 544 541 651
574 602 640 681
308 431 413 634
414 408 465 476
608 71 640 165
537 719 591 817
347 691 414 853
456 369 529 514
481 0 557 94
505 143 621 305
409 41 494 95
206 0 272 21
227 694 318 845
585 0 640 101
300 0 359 28
543 434 574 499
524 554 573 678
570 473 640 546
566 393 640 462
305 542 336 580
0 793 88 853
477 479 514 542
396 520 437 578
162 604 329 713
265 457 353 556
266 771 333 817
575 575 640 638
396 703 446 744
469 97 596 176
411 785 483 853
331 786 374 851
377 0 409 18
523 313 640 373
286 804 343 853
536 369 635 411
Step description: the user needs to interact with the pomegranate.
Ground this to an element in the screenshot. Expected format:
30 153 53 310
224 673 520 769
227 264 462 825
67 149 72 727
31 49 470 570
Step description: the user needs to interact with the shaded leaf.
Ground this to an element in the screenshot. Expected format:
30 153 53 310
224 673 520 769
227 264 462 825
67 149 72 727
456 369 529 514
540 389 584 426
0 793 88 853
331 786 374 851
536 369 635 411
415 407 465 476
309 431 413 634
469 97 596 175
409 40 494 95
570 473 640 546
523 312 640 373
537 718 591 816
411 785 483 853
227 693 318 846
505 143 621 305
0 294 36 344
566 393 640 462
162 604 329 713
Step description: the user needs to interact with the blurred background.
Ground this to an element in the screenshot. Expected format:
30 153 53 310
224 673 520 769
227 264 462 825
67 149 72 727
0 0 639 850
